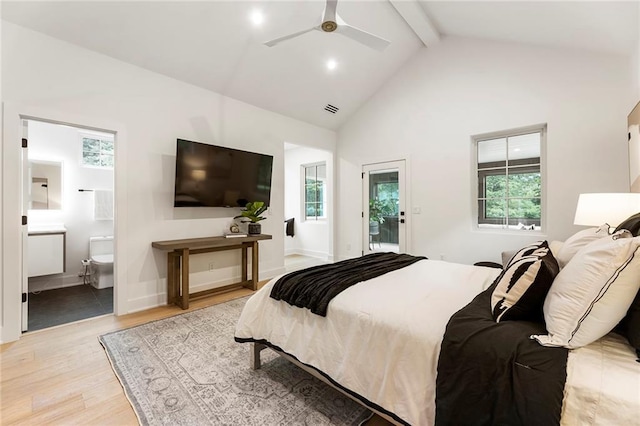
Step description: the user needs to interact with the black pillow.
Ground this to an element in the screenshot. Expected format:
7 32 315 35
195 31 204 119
617 290 640 360
490 241 559 323
614 211 640 359
614 212 640 236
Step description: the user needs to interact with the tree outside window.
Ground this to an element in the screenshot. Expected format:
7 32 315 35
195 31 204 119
476 127 544 230
304 163 326 220
81 134 114 168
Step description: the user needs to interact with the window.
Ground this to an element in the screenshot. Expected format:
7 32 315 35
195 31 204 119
474 125 545 231
369 172 399 222
81 134 114 168
304 163 326 220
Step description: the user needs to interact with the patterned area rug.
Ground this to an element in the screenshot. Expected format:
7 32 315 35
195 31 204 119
99 296 371 425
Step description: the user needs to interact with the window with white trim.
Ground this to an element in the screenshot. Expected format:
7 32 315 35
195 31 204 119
474 125 545 231
303 163 326 220
81 133 114 168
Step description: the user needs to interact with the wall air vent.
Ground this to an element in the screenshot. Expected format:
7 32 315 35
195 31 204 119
324 104 339 114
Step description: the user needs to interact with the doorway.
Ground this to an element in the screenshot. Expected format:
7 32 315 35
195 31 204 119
362 160 407 254
22 119 116 332
283 142 333 270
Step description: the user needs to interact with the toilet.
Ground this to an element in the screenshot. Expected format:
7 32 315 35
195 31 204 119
90 236 114 289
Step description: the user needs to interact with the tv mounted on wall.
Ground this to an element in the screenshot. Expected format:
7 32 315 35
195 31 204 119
174 139 273 208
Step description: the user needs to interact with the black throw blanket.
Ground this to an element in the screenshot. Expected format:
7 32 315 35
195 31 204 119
436 285 569 426
271 252 426 316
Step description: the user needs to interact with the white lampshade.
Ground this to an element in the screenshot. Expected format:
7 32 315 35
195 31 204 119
574 193 640 227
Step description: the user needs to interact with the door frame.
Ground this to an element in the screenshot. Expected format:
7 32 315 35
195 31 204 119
362 159 409 255
1 103 128 343
21 120 29 331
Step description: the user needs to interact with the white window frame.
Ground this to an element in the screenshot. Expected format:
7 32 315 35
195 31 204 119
302 162 327 221
80 132 114 169
472 124 547 233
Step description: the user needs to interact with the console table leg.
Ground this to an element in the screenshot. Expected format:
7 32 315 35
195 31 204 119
167 252 177 305
241 245 248 283
251 241 259 291
181 248 189 309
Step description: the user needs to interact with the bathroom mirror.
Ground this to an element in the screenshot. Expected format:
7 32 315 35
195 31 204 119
30 160 62 210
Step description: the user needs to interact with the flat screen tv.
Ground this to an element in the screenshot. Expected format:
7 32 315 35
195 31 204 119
174 139 273 208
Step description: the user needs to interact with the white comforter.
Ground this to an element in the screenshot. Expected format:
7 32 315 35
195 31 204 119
235 259 640 425
235 259 500 425
562 333 640 425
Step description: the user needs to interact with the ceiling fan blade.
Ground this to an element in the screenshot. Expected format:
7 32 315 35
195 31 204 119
336 23 390 52
264 26 319 47
322 0 338 24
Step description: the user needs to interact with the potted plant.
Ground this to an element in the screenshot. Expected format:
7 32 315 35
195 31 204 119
369 199 387 226
234 201 267 234
368 198 387 244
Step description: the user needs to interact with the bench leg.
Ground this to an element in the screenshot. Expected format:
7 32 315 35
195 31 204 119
250 342 266 370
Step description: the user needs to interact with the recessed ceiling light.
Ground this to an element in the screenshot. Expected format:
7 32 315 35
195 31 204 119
250 9 264 26
326 59 337 71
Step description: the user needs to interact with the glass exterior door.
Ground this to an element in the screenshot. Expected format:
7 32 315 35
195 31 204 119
362 161 406 254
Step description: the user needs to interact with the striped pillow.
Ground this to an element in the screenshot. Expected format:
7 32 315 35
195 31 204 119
491 241 559 322
533 231 640 349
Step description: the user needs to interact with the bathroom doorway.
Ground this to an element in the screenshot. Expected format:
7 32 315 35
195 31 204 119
23 119 116 332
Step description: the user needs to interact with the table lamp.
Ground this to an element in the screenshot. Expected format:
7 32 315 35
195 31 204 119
573 193 640 228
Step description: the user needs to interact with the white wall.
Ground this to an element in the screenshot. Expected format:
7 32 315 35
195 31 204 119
0 11 4 343
284 145 333 259
27 120 114 291
337 37 634 265
636 2 640 101
1 21 336 341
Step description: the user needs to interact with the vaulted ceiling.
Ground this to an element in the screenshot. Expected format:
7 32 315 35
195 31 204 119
2 1 638 131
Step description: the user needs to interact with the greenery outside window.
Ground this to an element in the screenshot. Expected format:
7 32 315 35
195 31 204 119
304 163 326 220
369 174 399 223
475 125 545 231
81 134 114 168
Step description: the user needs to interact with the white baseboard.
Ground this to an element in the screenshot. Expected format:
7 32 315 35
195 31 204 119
284 249 329 261
127 293 168 314
334 253 359 262
28 273 85 292
261 266 286 281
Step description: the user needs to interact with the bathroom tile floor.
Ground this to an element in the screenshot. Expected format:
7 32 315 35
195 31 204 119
27 284 113 332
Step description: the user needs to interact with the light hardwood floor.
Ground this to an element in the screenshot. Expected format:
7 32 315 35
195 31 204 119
0 284 393 425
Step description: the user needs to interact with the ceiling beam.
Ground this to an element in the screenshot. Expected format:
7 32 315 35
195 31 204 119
389 0 440 48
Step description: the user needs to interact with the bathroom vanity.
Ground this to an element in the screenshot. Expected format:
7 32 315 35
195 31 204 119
28 224 66 277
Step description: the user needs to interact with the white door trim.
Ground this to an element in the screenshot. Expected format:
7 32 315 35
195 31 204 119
21 120 29 331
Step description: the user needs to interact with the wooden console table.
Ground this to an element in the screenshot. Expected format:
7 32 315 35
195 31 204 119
151 234 272 309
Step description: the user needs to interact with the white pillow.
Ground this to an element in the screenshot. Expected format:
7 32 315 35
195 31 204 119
555 224 610 268
532 231 640 349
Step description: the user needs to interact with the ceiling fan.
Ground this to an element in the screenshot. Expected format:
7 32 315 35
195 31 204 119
264 0 390 52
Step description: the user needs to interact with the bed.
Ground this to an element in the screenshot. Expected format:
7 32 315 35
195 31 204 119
234 249 640 425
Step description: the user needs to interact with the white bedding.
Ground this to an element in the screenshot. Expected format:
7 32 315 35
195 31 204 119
562 333 640 425
235 259 500 425
235 259 640 425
